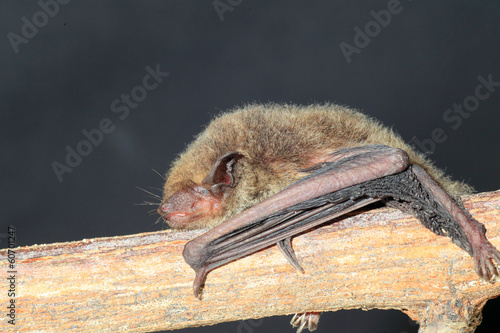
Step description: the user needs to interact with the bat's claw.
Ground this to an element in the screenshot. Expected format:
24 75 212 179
193 266 208 299
290 312 321 333
473 240 500 283
277 238 305 273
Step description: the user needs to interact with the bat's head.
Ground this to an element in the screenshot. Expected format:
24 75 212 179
157 152 243 230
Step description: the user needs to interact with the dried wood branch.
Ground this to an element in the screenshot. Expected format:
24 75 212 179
2 191 499 333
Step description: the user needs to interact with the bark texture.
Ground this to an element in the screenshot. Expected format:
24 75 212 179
2 191 499 332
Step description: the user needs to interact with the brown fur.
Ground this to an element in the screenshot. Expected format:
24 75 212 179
162 103 472 229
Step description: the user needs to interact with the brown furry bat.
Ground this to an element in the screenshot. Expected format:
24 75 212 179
157 103 500 332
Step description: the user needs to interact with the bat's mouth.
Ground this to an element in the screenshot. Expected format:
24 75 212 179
157 204 191 228
157 202 213 229
166 212 186 218
164 212 187 223
166 212 200 229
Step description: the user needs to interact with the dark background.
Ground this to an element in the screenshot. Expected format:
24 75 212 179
1 1 499 332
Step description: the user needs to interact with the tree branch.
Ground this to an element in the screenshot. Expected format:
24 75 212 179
3 191 500 332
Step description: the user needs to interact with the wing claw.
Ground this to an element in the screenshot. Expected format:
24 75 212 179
193 266 208 299
277 237 305 273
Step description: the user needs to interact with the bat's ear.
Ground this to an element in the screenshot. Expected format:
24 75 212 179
202 152 243 193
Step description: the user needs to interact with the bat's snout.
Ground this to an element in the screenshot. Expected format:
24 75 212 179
157 186 222 229
157 202 187 225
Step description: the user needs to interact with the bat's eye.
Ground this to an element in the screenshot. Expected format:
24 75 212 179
157 186 222 229
198 187 210 195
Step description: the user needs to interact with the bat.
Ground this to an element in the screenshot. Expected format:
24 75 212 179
157 103 500 332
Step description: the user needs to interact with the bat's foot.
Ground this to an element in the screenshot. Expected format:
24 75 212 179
290 312 321 333
472 239 500 282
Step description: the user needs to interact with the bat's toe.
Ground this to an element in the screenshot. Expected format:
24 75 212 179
473 241 500 282
290 312 321 333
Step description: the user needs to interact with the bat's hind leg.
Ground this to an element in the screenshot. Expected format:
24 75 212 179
317 146 500 281
379 164 500 281
407 165 500 281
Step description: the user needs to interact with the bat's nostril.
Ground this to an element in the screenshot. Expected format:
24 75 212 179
157 203 170 217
